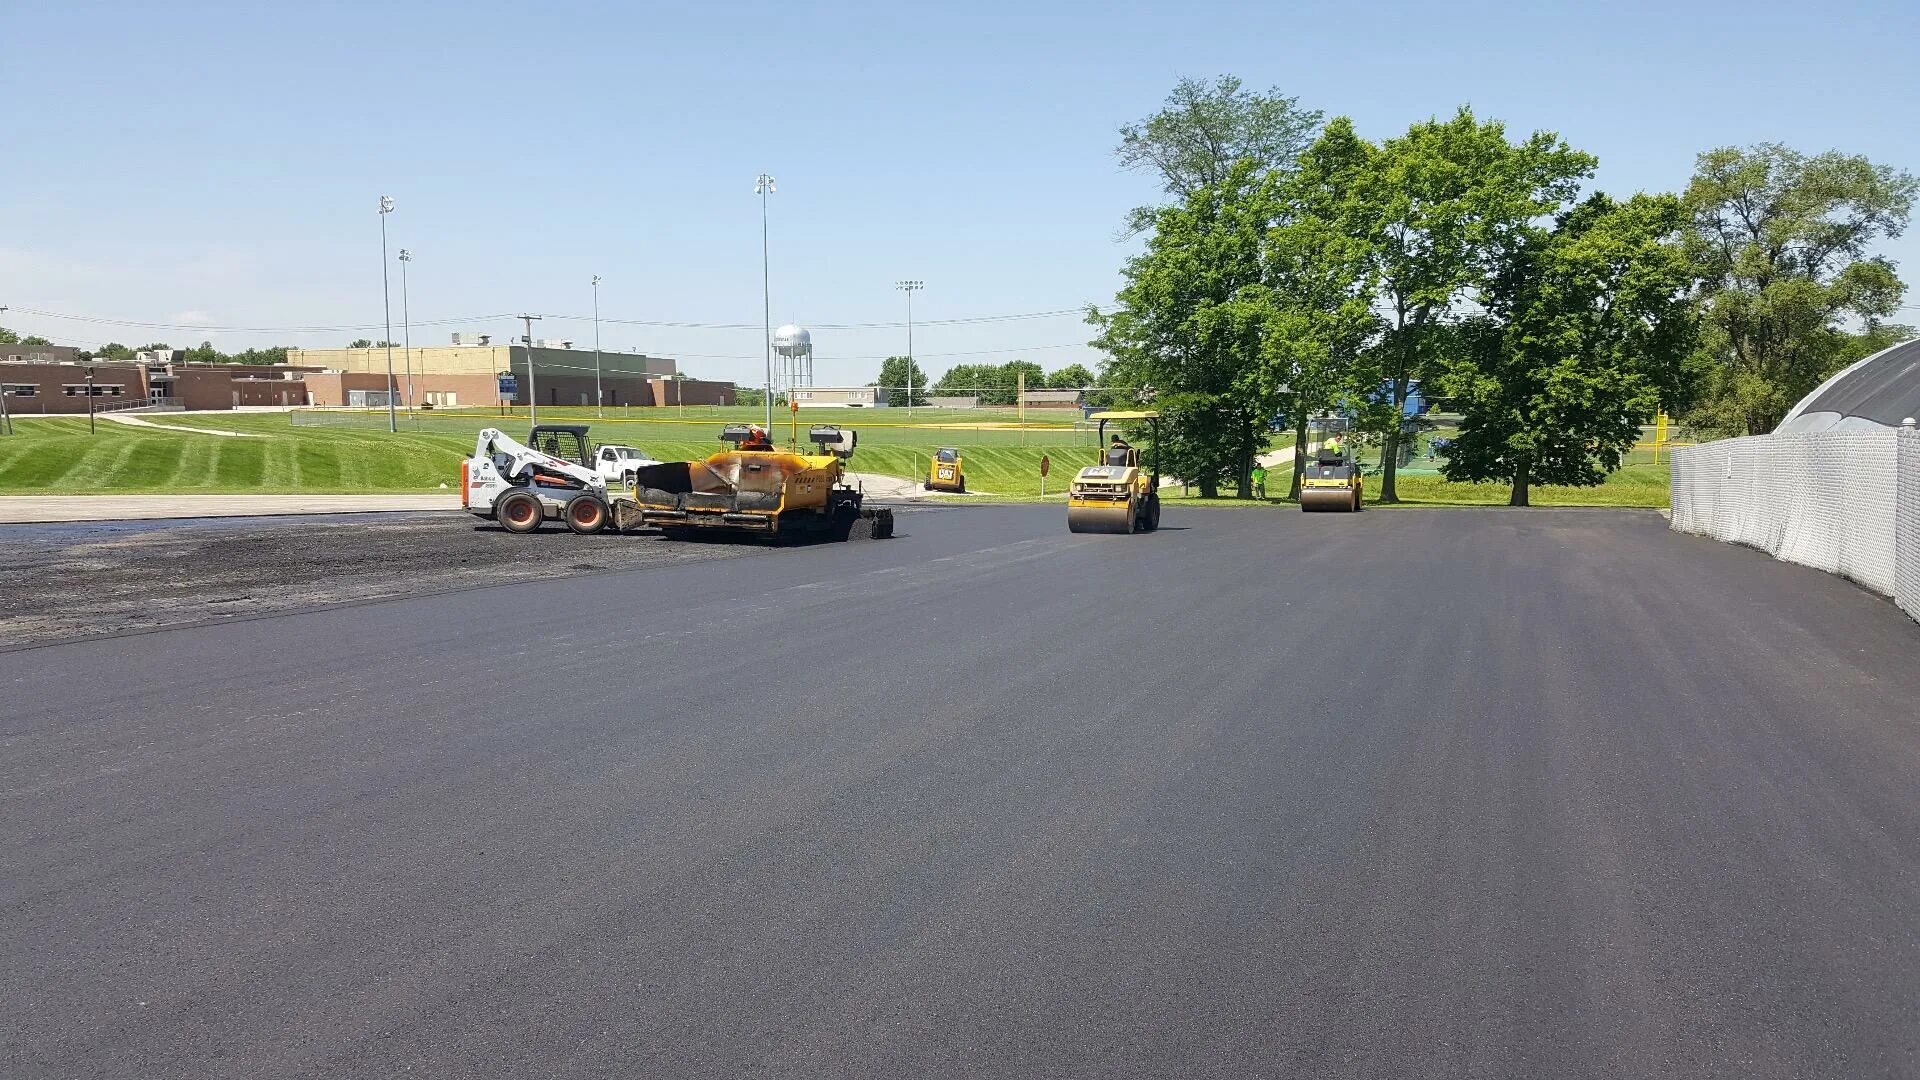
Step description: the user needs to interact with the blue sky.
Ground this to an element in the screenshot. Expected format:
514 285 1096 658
3 0 1916 387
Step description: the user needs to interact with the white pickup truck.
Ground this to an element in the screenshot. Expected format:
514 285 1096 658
591 444 661 488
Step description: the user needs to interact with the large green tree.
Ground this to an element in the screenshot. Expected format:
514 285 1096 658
874 355 929 406
1047 363 1095 390
1441 193 1699 505
1116 75 1322 233
1093 163 1272 497
1681 144 1916 436
1354 108 1596 501
1256 118 1383 499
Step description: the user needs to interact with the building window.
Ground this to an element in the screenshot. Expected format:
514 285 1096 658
61 384 123 397
2 384 37 397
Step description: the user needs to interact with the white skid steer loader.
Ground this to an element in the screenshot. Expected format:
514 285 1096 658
463 425 614 535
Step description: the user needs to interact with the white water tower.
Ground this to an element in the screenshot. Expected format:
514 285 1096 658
772 324 813 395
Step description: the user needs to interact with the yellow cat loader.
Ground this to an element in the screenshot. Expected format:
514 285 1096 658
925 447 965 493
618 424 894 542
1067 410 1162 534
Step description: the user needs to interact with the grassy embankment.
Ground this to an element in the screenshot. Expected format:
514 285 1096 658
0 408 1669 507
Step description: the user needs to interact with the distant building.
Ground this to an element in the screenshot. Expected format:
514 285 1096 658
2 343 79 364
927 395 980 409
0 354 317 413
1020 389 1083 410
287 335 733 409
790 386 886 408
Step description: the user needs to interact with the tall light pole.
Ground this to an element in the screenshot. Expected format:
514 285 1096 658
755 172 775 430
398 249 414 414
896 280 923 419
378 195 397 432
519 313 542 429
591 275 604 419
0 304 12 435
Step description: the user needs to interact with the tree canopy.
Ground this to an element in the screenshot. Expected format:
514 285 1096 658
1441 193 1699 504
1115 75 1322 233
874 355 930 406
1681 144 1917 436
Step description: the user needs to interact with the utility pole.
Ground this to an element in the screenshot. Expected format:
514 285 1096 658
0 305 13 435
398 249 414 414
895 280 923 419
378 195 397 432
755 173 775 430
591 275 604 419
519 313 542 429
86 363 96 434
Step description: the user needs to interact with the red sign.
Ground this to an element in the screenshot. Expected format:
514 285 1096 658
1039 454 1051 478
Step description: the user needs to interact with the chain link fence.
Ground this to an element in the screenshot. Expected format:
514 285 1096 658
1670 427 1920 623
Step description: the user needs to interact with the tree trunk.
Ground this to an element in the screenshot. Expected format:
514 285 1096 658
1236 444 1254 499
1289 413 1308 500
1509 456 1531 507
1379 374 1410 503
1199 476 1219 499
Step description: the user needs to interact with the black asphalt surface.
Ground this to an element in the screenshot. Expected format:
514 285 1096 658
5 505 1919 1079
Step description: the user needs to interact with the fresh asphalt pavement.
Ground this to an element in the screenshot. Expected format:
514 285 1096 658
4 505 1918 1079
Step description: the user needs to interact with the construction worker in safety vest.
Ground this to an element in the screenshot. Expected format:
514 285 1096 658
1325 435 1344 458
740 425 774 451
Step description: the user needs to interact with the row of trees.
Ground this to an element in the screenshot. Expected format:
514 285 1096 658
1091 77 1915 503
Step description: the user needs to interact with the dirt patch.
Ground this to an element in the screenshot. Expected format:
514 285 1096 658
0 513 763 648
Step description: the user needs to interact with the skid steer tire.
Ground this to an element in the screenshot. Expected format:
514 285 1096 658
497 491 544 534
565 494 609 535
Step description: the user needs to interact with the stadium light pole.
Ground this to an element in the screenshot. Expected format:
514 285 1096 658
895 280 923 419
519 313 542 429
756 173 775 430
591 275 604 419
0 304 12 434
398 249 414 414
378 195 397 433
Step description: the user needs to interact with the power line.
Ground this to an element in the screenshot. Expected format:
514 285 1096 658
3 307 516 334
5 304 1092 336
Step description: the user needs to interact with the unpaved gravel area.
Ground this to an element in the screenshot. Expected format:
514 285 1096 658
0 512 763 648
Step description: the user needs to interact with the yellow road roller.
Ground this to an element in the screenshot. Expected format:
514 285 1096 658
1299 448 1363 512
1068 410 1162 533
925 447 965 493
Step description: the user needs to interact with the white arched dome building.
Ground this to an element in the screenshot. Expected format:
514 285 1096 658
1775 337 1920 433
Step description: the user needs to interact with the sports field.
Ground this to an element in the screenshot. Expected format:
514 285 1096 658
0 407 1669 506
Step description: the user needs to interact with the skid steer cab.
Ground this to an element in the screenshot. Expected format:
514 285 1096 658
463 424 616 535
1067 410 1162 534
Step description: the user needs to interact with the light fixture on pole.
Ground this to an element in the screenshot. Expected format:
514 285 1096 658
591 275 604 419
378 195 397 433
519 313 542 428
755 172 775 430
895 280 924 419
398 249 414 414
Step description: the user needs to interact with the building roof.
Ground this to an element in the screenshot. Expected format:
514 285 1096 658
1776 337 1920 433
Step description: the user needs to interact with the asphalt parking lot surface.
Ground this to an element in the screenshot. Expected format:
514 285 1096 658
4 505 1918 1078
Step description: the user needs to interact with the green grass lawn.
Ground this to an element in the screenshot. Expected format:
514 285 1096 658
1159 462 1669 509
0 410 1668 507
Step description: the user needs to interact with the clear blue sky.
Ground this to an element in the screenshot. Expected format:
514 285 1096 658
3 0 1915 387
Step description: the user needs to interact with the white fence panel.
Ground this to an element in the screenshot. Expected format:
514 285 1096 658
1898 428 1920 621
1671 428 1914 618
